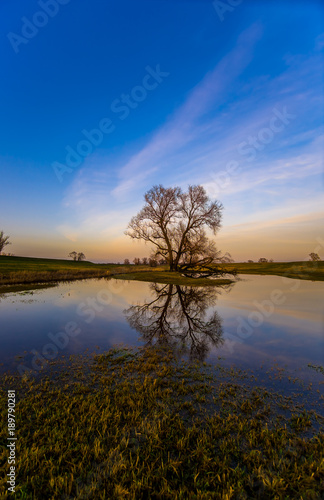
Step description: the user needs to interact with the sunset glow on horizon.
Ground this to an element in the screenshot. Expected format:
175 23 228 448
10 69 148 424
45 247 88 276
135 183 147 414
1 1 323 263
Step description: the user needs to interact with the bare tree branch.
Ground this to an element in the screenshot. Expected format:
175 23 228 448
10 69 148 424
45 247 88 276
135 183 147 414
126 185 232 278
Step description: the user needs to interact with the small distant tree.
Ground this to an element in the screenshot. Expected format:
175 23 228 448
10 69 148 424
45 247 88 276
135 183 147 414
0 231 11 255
69 251 77 261
77 252 86 261
149 258 158 267
124 258 130 265
258 258 268 263
309 252 321 262
247 260 253 263
142 257 148 265
133 258 141 265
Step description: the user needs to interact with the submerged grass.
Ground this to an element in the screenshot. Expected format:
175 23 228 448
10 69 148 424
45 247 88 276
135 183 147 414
0 346 323 499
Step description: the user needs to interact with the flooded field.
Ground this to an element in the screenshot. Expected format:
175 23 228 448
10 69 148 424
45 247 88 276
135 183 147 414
0 274 323 385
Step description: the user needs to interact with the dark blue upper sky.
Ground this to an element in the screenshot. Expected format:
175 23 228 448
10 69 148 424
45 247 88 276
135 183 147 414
1 0 323 260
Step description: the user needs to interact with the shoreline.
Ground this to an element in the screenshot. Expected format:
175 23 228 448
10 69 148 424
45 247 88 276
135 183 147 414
0 256 323 292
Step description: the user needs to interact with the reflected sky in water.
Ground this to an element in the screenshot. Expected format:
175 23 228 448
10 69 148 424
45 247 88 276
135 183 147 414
0 275 323 381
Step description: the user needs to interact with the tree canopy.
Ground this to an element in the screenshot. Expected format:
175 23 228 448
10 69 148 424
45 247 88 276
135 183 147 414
126 185 232 276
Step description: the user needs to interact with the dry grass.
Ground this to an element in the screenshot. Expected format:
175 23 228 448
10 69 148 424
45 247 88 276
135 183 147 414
0 346 323 499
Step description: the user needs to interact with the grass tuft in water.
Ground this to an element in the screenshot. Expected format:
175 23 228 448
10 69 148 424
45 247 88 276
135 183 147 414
0 346 323 499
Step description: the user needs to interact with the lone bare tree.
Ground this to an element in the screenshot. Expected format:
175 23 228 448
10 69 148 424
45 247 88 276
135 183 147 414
126 185 232 277
77 252 86 261
69 251 77 261
0 231 11 254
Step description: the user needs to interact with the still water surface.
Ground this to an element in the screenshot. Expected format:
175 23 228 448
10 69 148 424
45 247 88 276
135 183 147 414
0 275 323 383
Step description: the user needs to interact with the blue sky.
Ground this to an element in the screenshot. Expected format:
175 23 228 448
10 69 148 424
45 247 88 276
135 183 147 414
1 0 323 261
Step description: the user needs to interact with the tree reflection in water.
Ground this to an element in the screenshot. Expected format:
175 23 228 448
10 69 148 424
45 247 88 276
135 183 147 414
125 283 233 361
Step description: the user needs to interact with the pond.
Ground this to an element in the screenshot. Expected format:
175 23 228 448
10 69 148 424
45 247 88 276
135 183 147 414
0 274 323 386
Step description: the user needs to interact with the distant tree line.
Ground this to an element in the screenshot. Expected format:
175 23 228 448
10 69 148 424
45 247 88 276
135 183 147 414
245 259 274 263
123 257 167 267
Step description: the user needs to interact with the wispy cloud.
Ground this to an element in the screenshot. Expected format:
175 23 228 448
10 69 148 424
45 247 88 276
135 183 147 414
203 138 323 199
221 210 324 234
59 22 323 261
110 23 263 198
63 23 264 215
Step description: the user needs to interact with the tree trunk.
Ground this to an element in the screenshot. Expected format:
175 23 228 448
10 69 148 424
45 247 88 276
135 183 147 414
160 226 174 271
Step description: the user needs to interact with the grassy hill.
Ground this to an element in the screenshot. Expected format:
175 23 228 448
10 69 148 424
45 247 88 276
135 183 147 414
0 255 115 273
0 256 124 289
